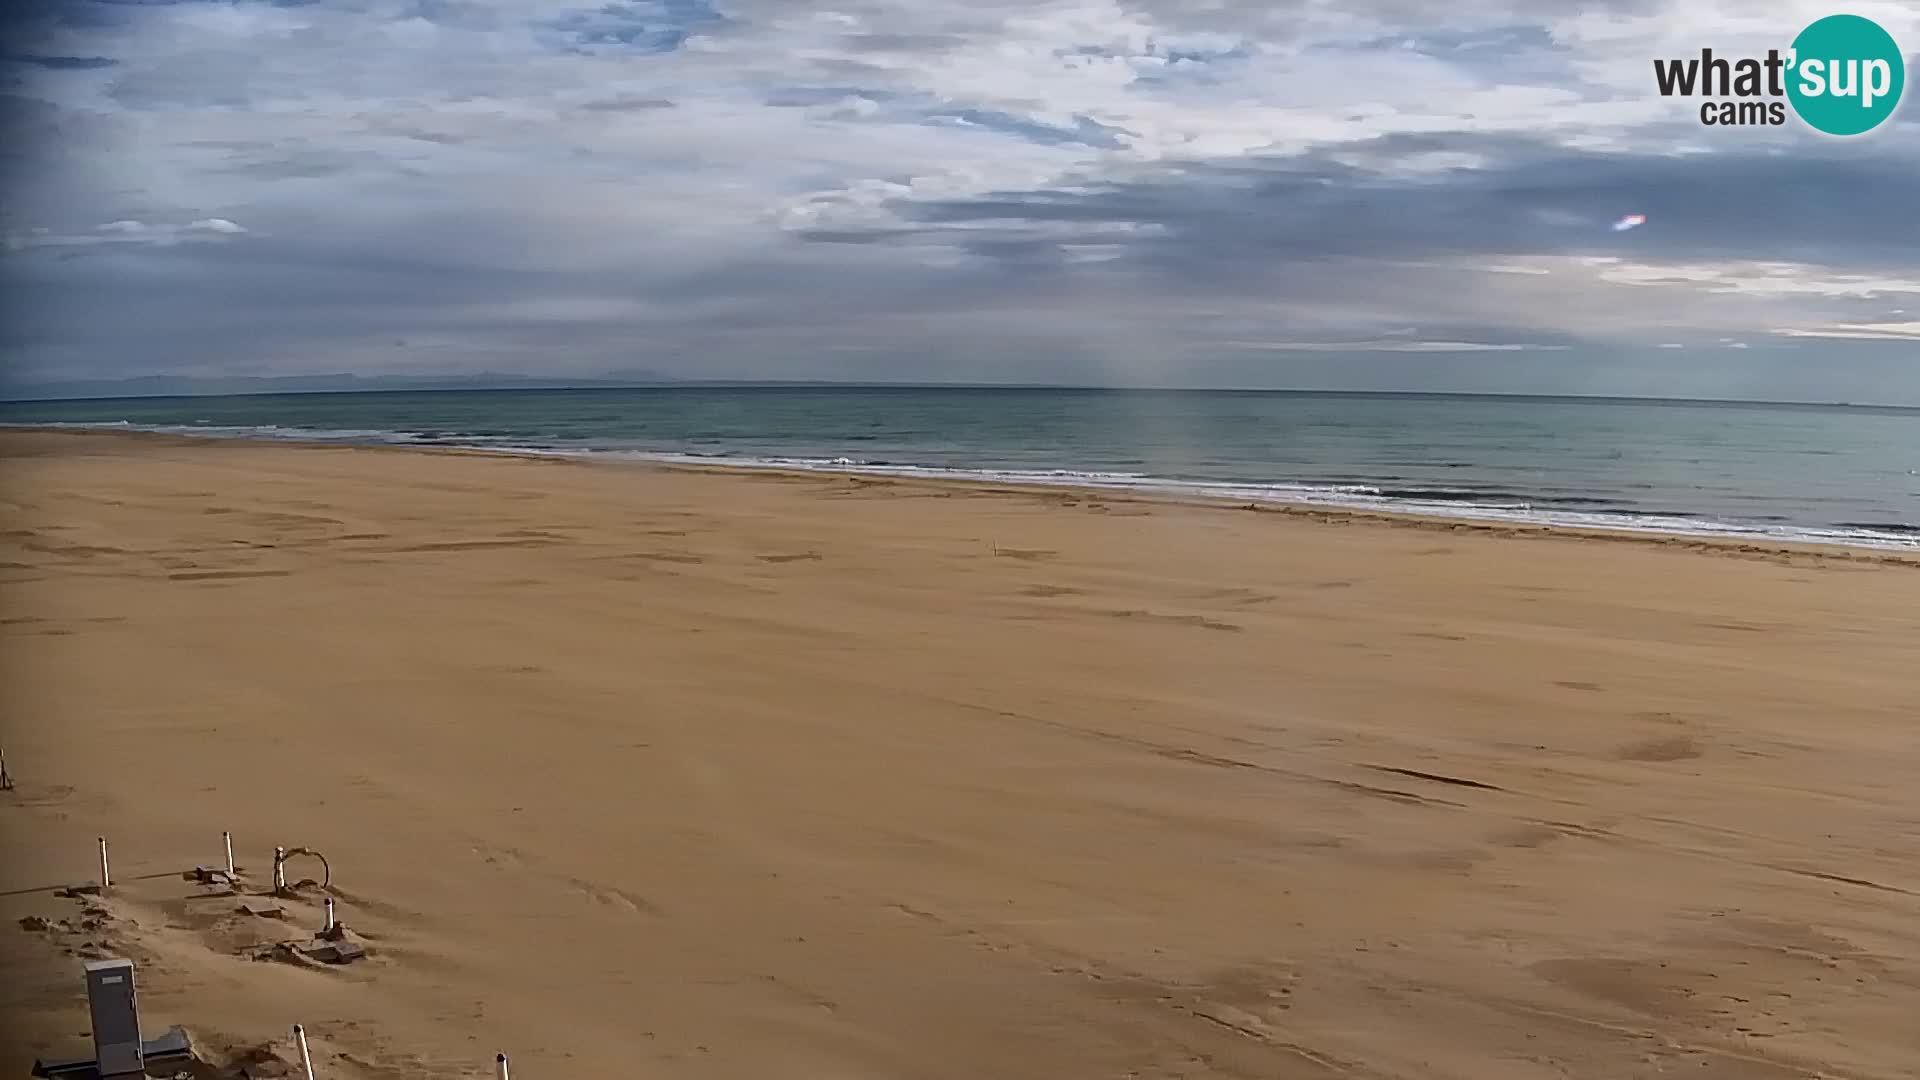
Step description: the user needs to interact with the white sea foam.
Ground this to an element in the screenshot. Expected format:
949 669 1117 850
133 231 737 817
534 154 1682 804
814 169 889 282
611 451 1919 550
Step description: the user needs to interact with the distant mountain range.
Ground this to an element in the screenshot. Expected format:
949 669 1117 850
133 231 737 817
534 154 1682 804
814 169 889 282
0 371 681 401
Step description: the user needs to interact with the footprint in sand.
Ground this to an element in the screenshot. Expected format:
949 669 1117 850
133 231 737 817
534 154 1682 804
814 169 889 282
992 547 1056 561
1532 956 1704 1018
1487 824 1563 849
565 878 663 917
1615 735 1703 762
632 551 703 564
1098 609 1243 633
1 782 77 808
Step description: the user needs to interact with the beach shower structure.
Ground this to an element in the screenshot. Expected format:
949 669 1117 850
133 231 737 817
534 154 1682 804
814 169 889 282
272 845 331 895
293 1025 316 1080
185 830 246 892
30 959 194 1078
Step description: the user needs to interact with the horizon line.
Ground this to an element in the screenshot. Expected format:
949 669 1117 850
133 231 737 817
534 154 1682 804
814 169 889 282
3 380 1918 411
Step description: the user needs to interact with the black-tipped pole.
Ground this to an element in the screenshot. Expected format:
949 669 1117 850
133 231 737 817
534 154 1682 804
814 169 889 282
293 1024 315 1080
496 1052 511 1080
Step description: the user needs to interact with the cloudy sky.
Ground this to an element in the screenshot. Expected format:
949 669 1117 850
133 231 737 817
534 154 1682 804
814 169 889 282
3 0 1918 401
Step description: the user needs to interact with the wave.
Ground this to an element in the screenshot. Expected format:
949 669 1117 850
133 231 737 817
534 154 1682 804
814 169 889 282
7 419 1917 552
4 420 439 444
1829 521 1920 536
613 451 1920 551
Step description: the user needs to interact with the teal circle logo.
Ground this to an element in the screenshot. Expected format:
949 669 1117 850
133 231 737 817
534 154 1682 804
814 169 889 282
1786 15 1905 136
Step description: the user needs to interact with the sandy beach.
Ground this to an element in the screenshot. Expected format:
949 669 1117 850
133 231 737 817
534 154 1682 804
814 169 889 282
3 428 1918 1079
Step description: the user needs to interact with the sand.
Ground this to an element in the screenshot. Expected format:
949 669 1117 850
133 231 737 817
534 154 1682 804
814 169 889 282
2 429 1917 1080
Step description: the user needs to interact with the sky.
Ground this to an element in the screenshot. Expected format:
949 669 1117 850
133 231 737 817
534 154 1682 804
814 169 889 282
2 0 1918 401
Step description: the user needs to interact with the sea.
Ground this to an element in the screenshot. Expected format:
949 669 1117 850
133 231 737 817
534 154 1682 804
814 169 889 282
4 387 1917 551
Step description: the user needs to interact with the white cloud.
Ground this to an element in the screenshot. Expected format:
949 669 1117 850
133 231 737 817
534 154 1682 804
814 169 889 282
1774 321 1920 341
1588 260 1920 299
1213 340 1572 352
5 218 251 251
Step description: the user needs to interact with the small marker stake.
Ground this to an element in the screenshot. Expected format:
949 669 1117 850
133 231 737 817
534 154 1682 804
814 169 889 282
293 1024 315 1080
274 846 287 893
98 837 110 890
495 1053 510 1080
224 831 236 876
322 897 336 935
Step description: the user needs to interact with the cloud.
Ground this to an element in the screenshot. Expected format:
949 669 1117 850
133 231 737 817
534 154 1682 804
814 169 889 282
5 216 249 251
1212 339 1571 352
2 0 1919 401
1775 321 1920 341
4 54 117 69
1585 260 1920 299
539 0 729 56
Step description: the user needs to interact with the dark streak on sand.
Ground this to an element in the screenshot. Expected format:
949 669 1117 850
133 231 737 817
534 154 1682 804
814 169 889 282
1365 765 1505 792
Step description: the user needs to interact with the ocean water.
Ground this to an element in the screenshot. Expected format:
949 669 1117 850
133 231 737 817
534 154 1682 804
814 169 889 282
4 387 1918 550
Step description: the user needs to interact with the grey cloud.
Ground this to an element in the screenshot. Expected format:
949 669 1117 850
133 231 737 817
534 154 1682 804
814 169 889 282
209 147 392 180
5 53 117 69
5 0 1920 401
878 138 1920 274
839 32 971 53
577 93 676 111
1119 0 1662 36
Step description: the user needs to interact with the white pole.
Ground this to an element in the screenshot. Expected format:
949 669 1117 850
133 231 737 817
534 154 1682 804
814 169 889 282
496 1053 510 1080
224 831 236 876
294 1024 315 1080
274 846 287 893
98 837 110 890
322 897 335 934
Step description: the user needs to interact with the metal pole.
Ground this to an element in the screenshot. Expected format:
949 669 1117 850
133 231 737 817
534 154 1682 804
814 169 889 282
496 1052 510 1080
274 846 287 893
322 897 335 935
294 1024 315 1080
98 837 110 890
224 831 236 876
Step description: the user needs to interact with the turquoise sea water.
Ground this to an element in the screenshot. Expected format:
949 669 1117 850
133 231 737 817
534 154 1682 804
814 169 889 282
5 387 1918 550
